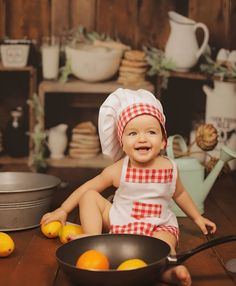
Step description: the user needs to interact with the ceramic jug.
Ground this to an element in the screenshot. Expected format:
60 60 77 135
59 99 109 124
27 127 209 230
165 11 209 71
203 80 236 170
167 134 236 217
47 124 68 159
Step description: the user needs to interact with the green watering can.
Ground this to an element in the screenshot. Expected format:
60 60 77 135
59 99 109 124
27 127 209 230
167 134 236 217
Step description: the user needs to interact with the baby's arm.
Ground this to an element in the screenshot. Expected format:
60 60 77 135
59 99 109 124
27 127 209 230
41 160 121 225
173 172 216 234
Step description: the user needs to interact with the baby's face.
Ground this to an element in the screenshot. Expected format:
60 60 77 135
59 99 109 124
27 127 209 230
122 114 165 164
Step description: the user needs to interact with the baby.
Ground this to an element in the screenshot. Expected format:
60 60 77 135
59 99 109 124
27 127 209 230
41 88 216 285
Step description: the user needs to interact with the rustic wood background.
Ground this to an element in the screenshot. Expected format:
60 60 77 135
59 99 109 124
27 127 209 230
0 0 236 144
0 0 235 49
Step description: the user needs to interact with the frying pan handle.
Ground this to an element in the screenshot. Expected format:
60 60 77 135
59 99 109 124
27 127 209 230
168 235 236 265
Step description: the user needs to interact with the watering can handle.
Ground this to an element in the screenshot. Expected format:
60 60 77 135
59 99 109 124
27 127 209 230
166 134 188 159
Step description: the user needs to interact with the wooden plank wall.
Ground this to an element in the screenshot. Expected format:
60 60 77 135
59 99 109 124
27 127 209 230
189 0 236 49
51 0 96 36
0 0 188 49
94 0 177 49
2 0 50 41
0 0 235 50
0 0 5 38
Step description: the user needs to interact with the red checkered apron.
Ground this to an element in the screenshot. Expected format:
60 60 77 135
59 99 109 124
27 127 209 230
109 156 179 240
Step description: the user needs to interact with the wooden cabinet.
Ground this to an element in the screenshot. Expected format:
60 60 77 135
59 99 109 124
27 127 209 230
0 66 37 165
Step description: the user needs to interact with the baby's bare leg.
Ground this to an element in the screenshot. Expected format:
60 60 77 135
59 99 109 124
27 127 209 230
153 231 192 286
78 190 111 235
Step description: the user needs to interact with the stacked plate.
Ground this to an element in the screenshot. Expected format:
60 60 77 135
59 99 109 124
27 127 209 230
69 121 100 159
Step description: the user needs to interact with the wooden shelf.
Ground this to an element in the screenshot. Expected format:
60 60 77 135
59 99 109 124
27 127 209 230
0 155 28 165
47 154 113 168
169 71 209 81
0 154 113 169
0 65 35 72
39 79 154 95
168 70 236 83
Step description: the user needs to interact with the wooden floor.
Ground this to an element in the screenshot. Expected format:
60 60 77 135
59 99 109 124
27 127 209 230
0 163 236 286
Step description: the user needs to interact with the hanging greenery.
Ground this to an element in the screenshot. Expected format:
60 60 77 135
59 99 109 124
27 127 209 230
143 46 176 89
27 93 47 172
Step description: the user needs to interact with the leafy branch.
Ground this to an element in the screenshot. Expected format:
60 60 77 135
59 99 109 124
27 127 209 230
143 46 176 88
200 54 236 80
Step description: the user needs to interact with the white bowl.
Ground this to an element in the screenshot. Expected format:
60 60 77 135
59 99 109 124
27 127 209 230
0 44 29 67
65 45 122 82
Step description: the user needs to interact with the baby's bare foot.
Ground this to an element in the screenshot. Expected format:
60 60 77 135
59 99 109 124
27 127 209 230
161 265 192 286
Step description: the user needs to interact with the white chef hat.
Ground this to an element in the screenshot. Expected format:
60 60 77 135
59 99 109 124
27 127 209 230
98 88 167 161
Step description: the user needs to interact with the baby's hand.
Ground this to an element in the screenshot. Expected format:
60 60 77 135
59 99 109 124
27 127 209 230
194 216 216 235
40 207 67 226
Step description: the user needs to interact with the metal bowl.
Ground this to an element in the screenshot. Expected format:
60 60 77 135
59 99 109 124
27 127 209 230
0 172 61 231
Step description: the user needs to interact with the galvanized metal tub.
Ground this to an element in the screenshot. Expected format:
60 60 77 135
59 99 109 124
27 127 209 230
0 172 61 231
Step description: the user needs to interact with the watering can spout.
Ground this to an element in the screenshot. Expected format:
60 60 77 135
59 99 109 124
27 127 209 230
202 145 236 201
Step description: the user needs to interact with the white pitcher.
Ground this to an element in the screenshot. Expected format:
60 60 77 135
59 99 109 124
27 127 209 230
48 124 68 159
165 11 209 72
203 81 236 170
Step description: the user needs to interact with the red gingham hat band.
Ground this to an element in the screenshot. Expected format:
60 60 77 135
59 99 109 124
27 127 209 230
117 103 167 145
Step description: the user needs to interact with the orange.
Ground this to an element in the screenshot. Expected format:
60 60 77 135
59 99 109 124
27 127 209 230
0 232 15 257
76 249 110 270
117 258 147 270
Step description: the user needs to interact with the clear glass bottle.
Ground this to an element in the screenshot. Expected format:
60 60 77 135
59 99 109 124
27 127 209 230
3 107 28 157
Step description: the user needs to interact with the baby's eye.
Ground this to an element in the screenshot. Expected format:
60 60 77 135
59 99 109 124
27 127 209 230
148 130 157 135
128 131 137 136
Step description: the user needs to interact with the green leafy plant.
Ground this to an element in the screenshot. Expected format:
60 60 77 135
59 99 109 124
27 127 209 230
59 58 72 83
27 93 47 172
60 25 113 48
143 46 176 88
200 54 236 80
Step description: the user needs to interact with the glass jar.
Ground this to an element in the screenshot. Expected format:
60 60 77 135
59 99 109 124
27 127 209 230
3 107 28 157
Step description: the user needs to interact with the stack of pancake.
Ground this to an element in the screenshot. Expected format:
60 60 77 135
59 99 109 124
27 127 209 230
117 50 152 89
69 121 100 159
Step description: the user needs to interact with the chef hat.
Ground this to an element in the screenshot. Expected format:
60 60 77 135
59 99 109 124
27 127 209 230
98 88 167 161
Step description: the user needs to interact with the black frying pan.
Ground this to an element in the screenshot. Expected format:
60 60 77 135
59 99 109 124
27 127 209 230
56 233 236 286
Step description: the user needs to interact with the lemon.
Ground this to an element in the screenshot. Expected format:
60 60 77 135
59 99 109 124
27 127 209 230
0 232 15 257
117 258 147 270
41 221 62 238
59 223 83 244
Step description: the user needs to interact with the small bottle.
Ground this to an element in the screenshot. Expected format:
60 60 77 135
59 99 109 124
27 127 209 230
3 108 29 157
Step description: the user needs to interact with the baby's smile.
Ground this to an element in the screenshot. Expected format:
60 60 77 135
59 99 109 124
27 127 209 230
135 146 151 152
